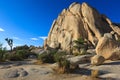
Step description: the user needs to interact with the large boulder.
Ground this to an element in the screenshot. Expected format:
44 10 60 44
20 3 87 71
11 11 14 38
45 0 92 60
91 55 105 65
96 33 120 60
67 55 93 67
30 46 46 55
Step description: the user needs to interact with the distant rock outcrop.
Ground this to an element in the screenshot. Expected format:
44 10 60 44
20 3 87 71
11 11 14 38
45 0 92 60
44 2 120 54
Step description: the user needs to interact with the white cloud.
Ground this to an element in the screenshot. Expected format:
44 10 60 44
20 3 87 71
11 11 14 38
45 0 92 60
3 43 23 50
2 43 9 50
13 37 20 40
30 38 39 41
39 36 47 40
0 28 5 32
13 43 23 48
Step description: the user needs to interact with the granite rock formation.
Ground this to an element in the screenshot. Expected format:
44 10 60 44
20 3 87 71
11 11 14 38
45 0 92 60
44 2 120 54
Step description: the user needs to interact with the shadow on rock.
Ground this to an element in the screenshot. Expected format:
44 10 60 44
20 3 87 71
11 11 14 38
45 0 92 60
103 61 120 65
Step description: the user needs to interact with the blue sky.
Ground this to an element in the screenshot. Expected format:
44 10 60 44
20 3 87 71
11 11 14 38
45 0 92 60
0 0 120 49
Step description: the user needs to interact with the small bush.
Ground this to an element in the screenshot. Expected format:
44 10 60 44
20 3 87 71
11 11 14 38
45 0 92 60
0 50 5 61
73 37 88 55
7 54 23 61
57 58 70 73
34 60 43 65
91 70 99 78
2 53 9 61
13 45 29 51
54 52 71 73
38 52 55 63
0 43 7 61
16 50 29 59
73 49 90 56
54 52 66 62
53 59 71 74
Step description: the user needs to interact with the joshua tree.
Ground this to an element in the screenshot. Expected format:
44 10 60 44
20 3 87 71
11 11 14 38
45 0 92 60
5 38 13 51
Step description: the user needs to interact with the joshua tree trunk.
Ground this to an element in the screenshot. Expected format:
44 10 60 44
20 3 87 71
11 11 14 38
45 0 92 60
10 46 12 51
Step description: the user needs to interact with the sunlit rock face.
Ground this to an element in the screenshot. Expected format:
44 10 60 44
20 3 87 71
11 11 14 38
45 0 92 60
44 2 120 53
96 33 120 60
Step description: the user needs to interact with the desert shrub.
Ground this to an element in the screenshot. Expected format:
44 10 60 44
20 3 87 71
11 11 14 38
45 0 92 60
54 51 66 62
91 70 99 78
13 45 29 51
38 51 55 63
54 52 71 73
7 54 23 61
0 50 6 61
79 48 86 54
0 43 7 61
57 58 70 73
73 37 88 55
16 50 29 59
0 53 11 61
34 60 43 65
73 49 90 56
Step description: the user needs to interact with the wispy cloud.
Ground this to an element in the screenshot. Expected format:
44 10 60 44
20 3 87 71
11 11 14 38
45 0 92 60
30 36 47 41
13 37 19 40
13 43 23 47
12 37 20 40
12 37 23 41
30 38 39 41
3 43 23 50
0 28 5 32
39 36 47 40
3 43 10 50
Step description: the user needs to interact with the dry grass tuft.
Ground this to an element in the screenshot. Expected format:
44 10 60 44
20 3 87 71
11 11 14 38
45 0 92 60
34 60 43 65
91 69 99 78
52 66 68 74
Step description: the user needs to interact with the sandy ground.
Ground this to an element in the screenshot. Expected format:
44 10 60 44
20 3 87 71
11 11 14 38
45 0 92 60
0 59 119 80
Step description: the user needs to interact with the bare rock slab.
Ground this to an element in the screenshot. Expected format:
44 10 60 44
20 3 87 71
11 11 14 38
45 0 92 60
4 68 28 78
4 69 19 78
67 55 93 67
0 65 11 69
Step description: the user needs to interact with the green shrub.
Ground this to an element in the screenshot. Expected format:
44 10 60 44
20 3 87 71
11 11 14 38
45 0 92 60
13 45 29 51
73 48 90 56
0 50 5 60
2 53 9 61
73 37 88 55
54 52 71 73
7 54 23 61
57 58 70 73
16 50 29 59
0 43 7 61
54 52 66 62
38 51 55 63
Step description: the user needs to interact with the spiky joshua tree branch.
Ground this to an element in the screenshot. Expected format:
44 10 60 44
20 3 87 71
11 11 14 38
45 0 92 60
5 38 13 51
